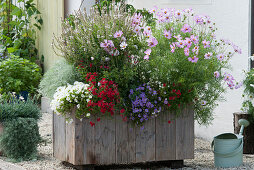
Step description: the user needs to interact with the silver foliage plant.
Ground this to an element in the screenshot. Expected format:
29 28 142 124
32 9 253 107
52 3 145 69
38 59 81 99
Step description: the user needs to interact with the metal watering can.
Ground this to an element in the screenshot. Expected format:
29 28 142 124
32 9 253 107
211 119 250 168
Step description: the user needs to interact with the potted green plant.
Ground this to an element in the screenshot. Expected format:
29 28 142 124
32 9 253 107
49 2 242 167
235 68 254 154
0 55 42 99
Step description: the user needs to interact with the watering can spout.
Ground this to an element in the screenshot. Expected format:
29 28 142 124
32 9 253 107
238 119 250 135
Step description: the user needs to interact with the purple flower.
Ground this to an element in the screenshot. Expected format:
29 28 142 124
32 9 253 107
204 52 212 59
224 73 234 81
175 10 182 19
194 15 205 24
233 45 242 54
184 8 194 15
235 81 243 89
214 71 220 78
100 40 109 48
174 35 182 41
188 56 199 63
217 54 224 61
149 6 158 14
184 38 192 48
170 43 176 53
158 97 161 101
147 37 158 47
192 46 199 54
176 40 185 48
143 26 152 38
144 49 152 55
184 48 190 56
227 80 235 89
164 30 172 39
144 55 149 60
145 109 149 113
114 31 123 38
202 40 210 48
190 35 199 44
164 99 168 104
133 25 141 34
181 24 192 33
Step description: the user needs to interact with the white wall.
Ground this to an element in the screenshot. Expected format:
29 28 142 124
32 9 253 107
128 0 250 140
65 0 95 16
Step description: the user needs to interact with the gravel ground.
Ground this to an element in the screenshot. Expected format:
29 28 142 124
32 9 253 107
0 112 253 170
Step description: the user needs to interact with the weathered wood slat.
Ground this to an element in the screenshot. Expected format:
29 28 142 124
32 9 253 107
175 106 194 160
116 115 129 164
135 118 156 162
155 111 176 160
82 118 96 165
53 108 194 166
94 116 116 165
53 113 66 161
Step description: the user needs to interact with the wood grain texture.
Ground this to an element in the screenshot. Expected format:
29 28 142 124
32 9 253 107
175 107 194 159
135 118 156 162
94 116 116 165
53 108 194 165
53 113 66 161
155 111 176 160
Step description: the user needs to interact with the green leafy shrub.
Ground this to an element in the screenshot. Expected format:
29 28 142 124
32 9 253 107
0 118 41 161
242 68 254 122
0 55 42 94
0 0 43 61
39 58 81 99
0 96 41 122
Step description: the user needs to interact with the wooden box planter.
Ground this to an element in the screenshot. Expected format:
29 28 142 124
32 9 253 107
53 108 194 167
234 112 254 154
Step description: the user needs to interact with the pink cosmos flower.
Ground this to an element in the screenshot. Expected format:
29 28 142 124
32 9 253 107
184 38 192 48
170 43 176 53
175 10 182 19
202 40 210 48
217 54 224 61
100 40 109 48
149 6 158 14
194 15 205 25
192 46 199 55
147 37 158 47
164 14 171 23
184 48 190 56
188 56 199 63
184 8 194 15
190 35 199 44
224 73 234 81
174 35 182 41
233 45 242 54
144 49 152 55
164 30 172 39
176 40 185 48
181 24 192 33
204 52 212 59
227 80 235 89
133 25 141 34
235 81 243 89
214 71 220 78
114 31 123 38
144 26 152 33
144 55 150 60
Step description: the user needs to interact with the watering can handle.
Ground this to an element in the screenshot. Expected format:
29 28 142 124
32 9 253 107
211 139 243 158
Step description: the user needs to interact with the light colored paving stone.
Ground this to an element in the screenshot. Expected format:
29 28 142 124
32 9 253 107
0 159 25 170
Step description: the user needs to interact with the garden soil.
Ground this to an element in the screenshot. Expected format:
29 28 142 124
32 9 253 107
0 112 253 170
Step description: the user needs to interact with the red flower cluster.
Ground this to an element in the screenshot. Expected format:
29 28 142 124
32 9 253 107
86 72 121 116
